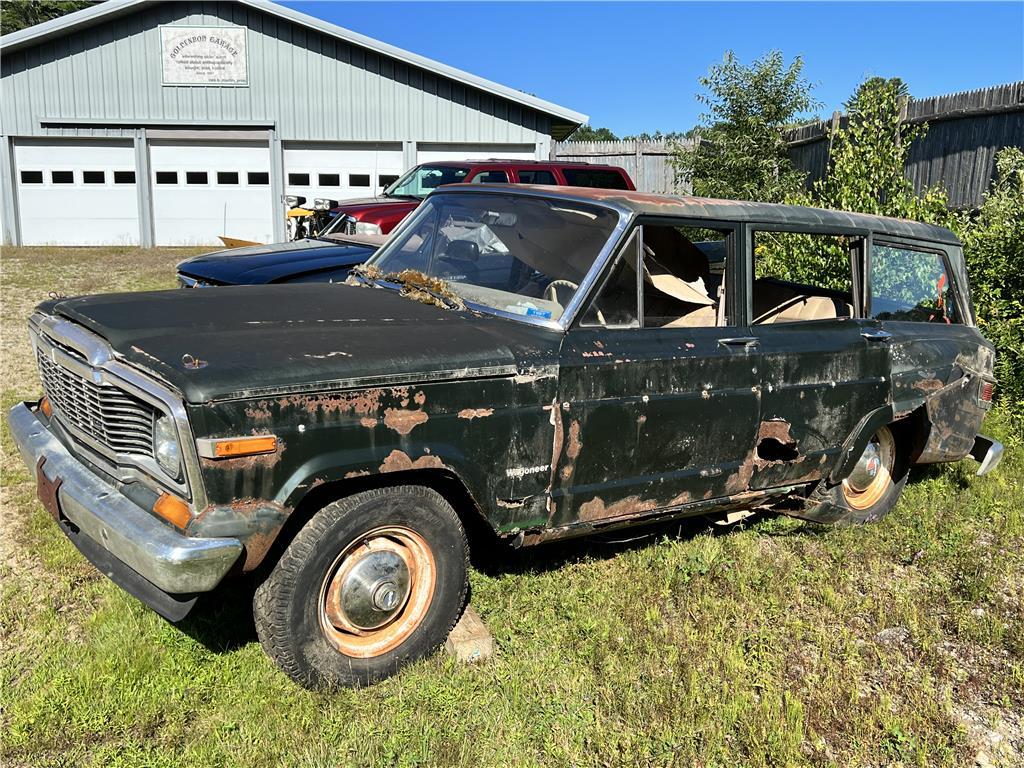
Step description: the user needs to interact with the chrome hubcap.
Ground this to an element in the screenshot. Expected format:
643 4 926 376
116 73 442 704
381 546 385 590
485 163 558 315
327 541 411 632
847 440 882 492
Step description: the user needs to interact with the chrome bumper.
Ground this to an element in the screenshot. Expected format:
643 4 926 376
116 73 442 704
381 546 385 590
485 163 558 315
971 434 1004 476
8 402 242 597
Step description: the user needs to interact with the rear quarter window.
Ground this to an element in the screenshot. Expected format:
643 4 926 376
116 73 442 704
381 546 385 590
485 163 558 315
870 243 960 323
561 168 630 190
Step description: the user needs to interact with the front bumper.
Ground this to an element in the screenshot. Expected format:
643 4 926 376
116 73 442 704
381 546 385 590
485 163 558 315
8 402 242 619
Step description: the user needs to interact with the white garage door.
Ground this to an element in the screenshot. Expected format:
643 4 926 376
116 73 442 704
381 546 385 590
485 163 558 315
283 143 404 205
14 139 140 246
150 141 273 246
416 144 538 164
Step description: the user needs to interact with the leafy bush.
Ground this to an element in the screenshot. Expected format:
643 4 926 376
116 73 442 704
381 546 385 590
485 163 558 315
956 148 1024 417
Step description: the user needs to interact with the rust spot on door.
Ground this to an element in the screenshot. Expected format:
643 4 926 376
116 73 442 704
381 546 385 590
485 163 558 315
383 408 429 435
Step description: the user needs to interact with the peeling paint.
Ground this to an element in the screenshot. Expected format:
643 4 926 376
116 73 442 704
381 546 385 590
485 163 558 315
383 408 429 435
378 449 445 473
458 408 494 420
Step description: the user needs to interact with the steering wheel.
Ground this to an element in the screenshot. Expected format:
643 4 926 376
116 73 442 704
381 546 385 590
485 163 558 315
544 279 579 305
543 279 606 325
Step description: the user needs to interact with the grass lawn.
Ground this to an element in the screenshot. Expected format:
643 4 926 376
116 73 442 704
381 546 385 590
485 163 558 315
1 246 1021 767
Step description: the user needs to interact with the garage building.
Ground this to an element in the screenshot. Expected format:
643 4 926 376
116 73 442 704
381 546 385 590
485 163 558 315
0 0 586 246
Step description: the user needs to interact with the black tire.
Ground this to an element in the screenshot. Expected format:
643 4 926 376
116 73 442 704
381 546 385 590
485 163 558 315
796 425 909 525
253 485 468 688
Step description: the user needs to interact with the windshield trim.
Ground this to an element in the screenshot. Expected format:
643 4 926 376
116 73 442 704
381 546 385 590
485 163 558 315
364 190 632 331
382 163 471 199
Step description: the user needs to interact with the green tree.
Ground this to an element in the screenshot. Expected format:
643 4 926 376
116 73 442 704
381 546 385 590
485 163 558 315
568 124 619 142
814 77 949 224
760 77 948 290
957 148 1024 414
672 50 818 202
0 1 97 34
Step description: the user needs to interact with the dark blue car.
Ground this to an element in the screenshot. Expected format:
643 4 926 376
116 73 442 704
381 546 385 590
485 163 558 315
176 235 383 287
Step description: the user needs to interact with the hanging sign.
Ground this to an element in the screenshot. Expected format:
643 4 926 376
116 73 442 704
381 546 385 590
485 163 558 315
161 26 248 86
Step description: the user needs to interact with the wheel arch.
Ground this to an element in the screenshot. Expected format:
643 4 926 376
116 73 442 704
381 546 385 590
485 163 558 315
252 467 496 578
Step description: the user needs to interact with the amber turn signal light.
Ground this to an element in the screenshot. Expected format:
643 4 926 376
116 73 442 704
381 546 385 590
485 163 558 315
196 435 278 459
39 396 52 418
153 493 191 530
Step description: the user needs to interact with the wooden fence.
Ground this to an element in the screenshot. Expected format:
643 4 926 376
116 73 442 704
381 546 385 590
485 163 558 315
785 81 1024 209
553 82 1024 209
551 139 690 194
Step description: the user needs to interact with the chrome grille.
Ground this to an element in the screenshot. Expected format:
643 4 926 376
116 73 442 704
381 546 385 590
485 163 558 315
36 346 156 457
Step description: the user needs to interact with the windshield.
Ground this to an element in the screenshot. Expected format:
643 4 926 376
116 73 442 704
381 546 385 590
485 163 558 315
384 164 470 199
363 192 620 322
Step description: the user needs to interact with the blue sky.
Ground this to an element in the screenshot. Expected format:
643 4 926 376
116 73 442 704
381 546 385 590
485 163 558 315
282 1 1024 137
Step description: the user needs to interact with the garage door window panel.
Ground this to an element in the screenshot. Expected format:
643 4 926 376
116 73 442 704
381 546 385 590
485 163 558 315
20 171 43 184
156 171 178 185
318 173 340 187
248 172 269 185
186 171 209 185
83 171 105 184
114 171 136 184
349 174 371 187
52 171 75 184
288 173 310 186
217 172 239 185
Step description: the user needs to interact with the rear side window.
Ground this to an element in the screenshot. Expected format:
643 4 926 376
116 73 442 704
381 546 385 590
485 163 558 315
870 244 959 323
517 169 557 185
469 170 509 184
562 168 629 190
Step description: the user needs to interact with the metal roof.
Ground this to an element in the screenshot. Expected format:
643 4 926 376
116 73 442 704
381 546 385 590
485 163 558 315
0 0 587 136
440 184 963 244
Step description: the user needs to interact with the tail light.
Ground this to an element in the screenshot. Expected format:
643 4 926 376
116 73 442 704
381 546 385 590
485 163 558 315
980 381 995 404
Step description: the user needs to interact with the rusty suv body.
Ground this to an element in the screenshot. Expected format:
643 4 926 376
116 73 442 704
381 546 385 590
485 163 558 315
10 184 1002 685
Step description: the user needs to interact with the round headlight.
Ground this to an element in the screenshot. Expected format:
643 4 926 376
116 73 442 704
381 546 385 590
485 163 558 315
354 221 383 236
153 414 181 478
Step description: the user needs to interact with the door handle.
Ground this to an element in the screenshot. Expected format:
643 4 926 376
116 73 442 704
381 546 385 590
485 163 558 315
717 336 759 348
861 329 893 342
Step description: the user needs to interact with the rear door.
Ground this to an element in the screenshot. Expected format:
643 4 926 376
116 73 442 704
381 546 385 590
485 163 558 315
744 226 890 489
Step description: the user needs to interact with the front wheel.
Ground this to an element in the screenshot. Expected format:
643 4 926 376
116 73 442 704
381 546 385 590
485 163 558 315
253 486 468 688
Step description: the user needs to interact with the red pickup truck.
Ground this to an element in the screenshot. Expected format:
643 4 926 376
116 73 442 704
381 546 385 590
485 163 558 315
319 159 635 236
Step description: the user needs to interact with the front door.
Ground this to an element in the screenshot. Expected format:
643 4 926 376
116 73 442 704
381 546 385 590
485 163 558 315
550 221 762 529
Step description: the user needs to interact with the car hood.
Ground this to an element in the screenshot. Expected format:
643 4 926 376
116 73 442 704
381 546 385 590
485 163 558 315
46 284 560 404
176 239 375 285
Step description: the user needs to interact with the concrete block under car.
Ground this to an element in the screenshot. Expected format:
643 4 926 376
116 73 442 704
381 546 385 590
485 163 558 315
445 605 494 663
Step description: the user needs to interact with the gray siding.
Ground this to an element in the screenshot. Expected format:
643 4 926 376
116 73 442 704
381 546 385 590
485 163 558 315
0 0 551 144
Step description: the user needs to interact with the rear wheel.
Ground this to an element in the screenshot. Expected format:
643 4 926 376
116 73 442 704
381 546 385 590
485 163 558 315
796 425 909 525
831 425 907 523
253 486 468 688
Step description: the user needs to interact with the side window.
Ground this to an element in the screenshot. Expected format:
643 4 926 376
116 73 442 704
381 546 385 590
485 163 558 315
581 229 639 327
752 231 857 325
642 225 726 328
562 168 629 190
870 244 959 323
517 169 557 185
581 224 729 329
469 170 509 184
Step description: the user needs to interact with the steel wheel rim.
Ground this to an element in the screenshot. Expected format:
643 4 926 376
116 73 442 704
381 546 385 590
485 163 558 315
318 525 436 658
842 427 895 510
